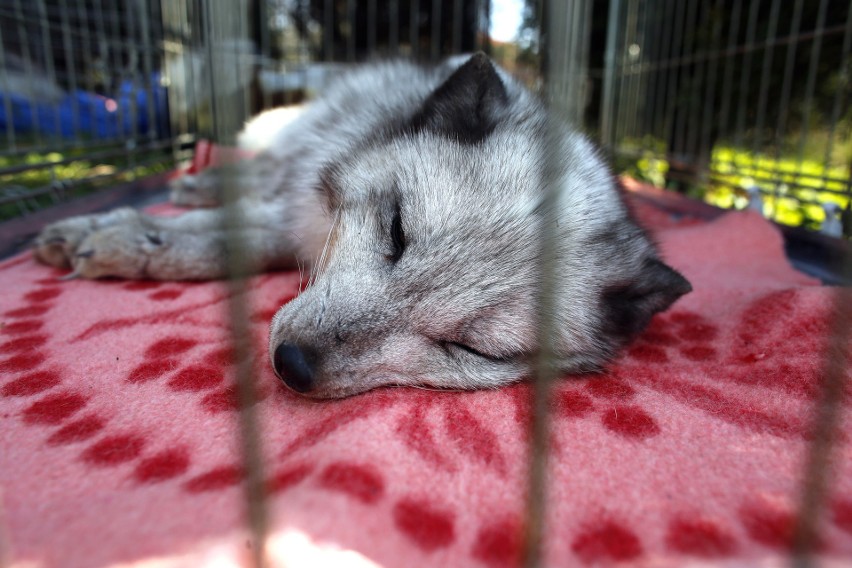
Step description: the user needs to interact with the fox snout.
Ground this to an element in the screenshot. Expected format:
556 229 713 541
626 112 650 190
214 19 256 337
272 342 317 393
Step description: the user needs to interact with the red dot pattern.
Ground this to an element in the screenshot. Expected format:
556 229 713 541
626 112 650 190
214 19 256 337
24 287 62 303
4 305 50 318
317 462 384 504
47 415 106 445
739 504 799 549
144 337 198 359
444 402 506 474
572 520 643 563
833 500 852 535
0 352 46 373
585 377 635 399
134 449 191 483
666 518 736 557
23 392 87 424
2 320 44 335
267 463 313 494
123 281 161 291
126 359 179 383
82 434 146 466
555 390 595 418
149 289 184 301
0 334 48 353
628 344 668 363
184 465 244 493
472 518 523 568
166 366 223 391
2 370 61 397
392 498 455 551
601 405 660 438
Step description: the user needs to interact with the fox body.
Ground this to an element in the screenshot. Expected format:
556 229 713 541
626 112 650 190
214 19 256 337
34 54 691 398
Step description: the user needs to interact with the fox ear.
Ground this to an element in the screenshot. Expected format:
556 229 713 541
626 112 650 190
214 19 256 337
602 258 692 338
410 52 509 144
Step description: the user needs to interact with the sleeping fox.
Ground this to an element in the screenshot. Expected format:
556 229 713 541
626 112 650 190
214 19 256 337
33 53 691 398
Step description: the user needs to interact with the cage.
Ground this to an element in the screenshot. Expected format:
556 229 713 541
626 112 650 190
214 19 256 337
0 1 850 567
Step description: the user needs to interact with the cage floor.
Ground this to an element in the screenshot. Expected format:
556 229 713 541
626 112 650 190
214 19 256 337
1 187 851 567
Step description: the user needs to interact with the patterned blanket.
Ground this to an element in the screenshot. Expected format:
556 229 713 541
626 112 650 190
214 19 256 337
1 184 850 567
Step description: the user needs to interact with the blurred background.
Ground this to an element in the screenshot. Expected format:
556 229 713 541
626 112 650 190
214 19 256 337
0 0 850 238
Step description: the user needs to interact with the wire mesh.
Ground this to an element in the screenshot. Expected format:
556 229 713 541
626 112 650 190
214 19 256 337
0 1 850 566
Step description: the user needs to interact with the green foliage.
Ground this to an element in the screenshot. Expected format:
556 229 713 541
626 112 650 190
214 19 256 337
617 141 849 233
705 146 848 230
0 147 174 222
617 136 670 187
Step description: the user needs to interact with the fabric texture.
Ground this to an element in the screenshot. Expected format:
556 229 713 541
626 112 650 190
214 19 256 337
1 180 851 567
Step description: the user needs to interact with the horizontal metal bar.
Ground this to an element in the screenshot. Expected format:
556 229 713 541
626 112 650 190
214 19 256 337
0 138 191 177
612 23 849 77
0 150 177 207
0 133 196 160
708 173 851 200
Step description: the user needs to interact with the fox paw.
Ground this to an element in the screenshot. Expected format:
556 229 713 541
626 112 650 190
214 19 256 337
67 224 168 279
32 208 147 276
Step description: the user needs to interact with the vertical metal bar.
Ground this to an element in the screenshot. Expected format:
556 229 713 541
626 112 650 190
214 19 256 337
749 0 781 158
411 0 420 59
368 0 377 55
149 0 168 140
822 2 852 169
257 0 272 110
688 0 715 161
768 0 804 221
76 0 100 143
12 0 44 148
733 0 760 151
324 0 333 61
124 0 140 171
791 256 852 565
794 0 830 170
431 0 442 62
716 0 742 143
522 2 566 564
624 0 645 142
390 0 399 55
204 1 270 565
482 0 492 56
601 0 621 149
347 0 356 62
57 0 82 143
640 0 661 138
0 23 18 151
662 0 686 156
652 0 675 144
673 0 699 158
34 0 63 141
452 0 462 53
616 0 634 141
577 0 593 128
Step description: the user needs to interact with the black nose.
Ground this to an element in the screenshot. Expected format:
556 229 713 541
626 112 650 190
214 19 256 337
272 343 315 393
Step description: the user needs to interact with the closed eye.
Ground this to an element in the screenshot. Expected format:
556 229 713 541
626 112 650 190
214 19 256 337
440 340 508 363
387 201 406 263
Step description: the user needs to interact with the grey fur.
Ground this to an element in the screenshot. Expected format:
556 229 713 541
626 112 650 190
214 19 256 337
33 53 691 398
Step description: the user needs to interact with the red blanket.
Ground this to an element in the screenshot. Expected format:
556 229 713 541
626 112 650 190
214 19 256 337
1 189 851 567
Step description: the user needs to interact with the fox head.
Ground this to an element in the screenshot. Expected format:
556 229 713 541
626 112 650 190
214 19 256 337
269 54 691 398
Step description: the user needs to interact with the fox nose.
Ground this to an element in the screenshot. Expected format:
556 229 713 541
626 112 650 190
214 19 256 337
272 343 316 393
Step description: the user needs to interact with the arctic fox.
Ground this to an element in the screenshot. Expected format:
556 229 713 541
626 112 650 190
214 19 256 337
33 53 691 398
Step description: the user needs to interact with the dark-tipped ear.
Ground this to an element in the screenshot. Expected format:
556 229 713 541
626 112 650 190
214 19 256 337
409 52 509 144
602 258 692 339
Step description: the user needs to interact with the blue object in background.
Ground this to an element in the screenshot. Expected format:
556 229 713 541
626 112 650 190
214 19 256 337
0 74 168 140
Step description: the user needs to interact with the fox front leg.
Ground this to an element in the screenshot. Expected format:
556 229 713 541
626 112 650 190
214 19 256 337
32 207 140 269
63 221 298 280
